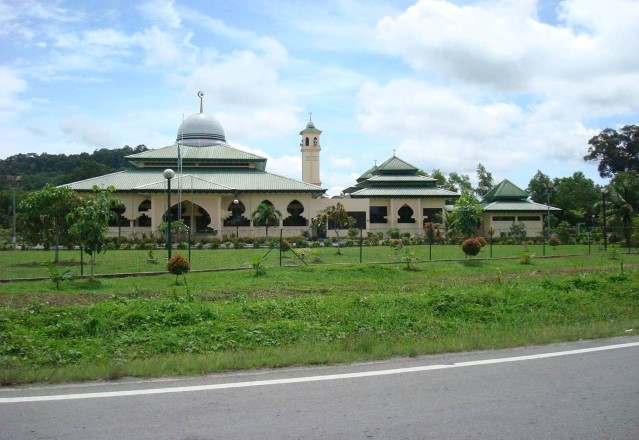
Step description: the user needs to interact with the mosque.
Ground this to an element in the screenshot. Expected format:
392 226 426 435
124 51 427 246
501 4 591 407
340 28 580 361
63 93 557 239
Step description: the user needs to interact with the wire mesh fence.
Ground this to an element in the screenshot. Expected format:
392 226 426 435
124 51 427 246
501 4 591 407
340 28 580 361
1 227 635 281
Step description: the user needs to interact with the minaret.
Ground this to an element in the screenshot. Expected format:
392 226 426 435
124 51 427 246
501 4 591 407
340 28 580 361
300 113 322 186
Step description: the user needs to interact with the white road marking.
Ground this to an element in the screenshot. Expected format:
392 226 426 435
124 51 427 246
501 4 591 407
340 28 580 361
2 341 638 404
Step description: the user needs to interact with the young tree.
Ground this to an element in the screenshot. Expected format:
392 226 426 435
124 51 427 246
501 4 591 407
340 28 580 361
312 202 355 254
448 191 484 239
606 172 639 246
584 124 639 178
251 202 282 239
68 186 121 279
18 184 81 262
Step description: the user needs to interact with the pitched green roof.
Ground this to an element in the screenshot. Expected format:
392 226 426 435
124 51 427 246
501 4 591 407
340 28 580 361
349 187 459 198
375 155 418 174
62 168 325 195
483 179 529 202
126 143 267 168
482 201 561 212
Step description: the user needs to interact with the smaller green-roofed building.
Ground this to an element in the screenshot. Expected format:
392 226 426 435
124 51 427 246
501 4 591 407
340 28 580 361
480 179 560 237
342 154 460 231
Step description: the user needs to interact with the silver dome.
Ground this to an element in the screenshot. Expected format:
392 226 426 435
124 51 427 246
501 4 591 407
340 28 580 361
176 112 226 147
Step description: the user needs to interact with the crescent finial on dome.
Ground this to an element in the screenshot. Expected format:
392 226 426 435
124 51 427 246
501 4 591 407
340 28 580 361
198 91 204 113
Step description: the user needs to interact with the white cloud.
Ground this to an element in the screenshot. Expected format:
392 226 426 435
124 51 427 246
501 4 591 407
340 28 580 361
0 67 28 110
60 114 117 147
182 38 299 140
138 0 181 29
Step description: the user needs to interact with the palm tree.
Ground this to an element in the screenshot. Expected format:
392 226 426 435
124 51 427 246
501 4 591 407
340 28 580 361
251 202 282 239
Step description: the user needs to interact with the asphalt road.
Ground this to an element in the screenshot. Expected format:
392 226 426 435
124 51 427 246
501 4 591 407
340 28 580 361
1 336 638 440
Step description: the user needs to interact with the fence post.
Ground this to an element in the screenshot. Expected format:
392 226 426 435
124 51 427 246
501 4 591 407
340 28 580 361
80 245 84 277
359 228 363 264
279 229 283 267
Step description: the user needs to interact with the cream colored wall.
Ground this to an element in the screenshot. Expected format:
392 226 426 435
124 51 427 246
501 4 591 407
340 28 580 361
107 192 449 239
483 213 545 238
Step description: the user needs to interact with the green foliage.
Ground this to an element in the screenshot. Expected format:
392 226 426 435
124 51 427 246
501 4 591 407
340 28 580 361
399 248 419 270
548 235 560 247
68 186 120 279
157 219 189 242
520 251 534 265
250 256 266 276
167 253 190 285
584 124 639 178
312 202 356 254
251 202 282 239
448 191 484 239
46 263 73 290
2 264 638 384
509 222 527 244
18 184 82 263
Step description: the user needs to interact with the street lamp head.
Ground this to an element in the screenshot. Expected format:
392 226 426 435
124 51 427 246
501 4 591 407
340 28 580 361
546 181 554 190
601 187 608 195
163 168 176 180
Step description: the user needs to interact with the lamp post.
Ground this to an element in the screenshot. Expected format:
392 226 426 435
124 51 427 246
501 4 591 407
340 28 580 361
543 182 554 257
233 196 240 239
6 175 21 248
163 169 175 259
601 188 608 252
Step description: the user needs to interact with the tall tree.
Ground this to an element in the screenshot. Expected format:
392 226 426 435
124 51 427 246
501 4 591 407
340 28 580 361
527 170 553 204
18 184 81 262
251 202 282 239
584 124 639 178
475 163 494 198
68 186 121 279
606 172 639 246
447 172 473 194
552 172 600 226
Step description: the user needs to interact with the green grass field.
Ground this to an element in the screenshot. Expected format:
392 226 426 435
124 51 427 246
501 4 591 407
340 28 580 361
0 242 617 280
1 252 638 385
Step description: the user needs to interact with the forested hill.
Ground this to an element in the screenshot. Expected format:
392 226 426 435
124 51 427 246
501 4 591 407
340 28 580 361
0 145 149 191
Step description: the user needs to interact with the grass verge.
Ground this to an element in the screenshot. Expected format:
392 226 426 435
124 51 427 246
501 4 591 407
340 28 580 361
1 255 638 385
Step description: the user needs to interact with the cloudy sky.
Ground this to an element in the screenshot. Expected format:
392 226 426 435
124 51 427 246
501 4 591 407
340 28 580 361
1 0 638 195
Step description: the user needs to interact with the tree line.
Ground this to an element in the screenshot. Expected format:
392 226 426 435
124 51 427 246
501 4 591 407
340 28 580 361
2 124 638 245
0 145 147 230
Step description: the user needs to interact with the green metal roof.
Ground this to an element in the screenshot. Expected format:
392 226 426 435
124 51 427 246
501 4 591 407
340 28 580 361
349 187 460 198
375 155 418 174
483 179 529 202
482 201 561 212
61 168 325 195
366 175 437 184
126 143 267 165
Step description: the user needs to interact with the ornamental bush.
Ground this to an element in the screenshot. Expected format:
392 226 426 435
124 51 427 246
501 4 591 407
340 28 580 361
167 253 190 285
461 237 482 258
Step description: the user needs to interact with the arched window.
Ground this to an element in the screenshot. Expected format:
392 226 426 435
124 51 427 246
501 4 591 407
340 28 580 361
224 200 250 227
283 200 306 226
305 137 309 146
397 204 415 223
138 199 151 212
109 203 129 226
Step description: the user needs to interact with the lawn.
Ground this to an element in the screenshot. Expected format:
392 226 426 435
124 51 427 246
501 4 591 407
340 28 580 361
1 252 638 385
0 242 615 280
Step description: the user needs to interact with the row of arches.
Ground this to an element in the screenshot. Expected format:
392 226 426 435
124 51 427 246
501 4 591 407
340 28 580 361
109 198 310 232
223 199 307 227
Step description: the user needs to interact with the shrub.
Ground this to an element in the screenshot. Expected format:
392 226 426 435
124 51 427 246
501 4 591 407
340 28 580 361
548 235 560 247
280 239 291 253
461 237 482 258
388 228 401 239
167 253 190 285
